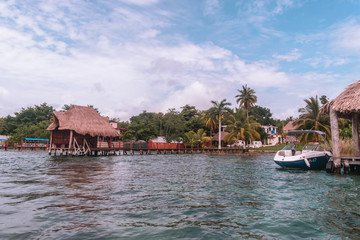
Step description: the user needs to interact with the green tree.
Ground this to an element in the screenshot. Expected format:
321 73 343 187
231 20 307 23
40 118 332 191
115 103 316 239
320 95 329 105
203 110 218 134
249 105 276 125
14 103 54 125
224 108 261 147
181 105 204 132
163 108 186 142
11 120 51 141
61 104 73 111
0 115 17 135
180 105 198 121
126 111 159 141
206 99 232 149
294 96 331 142
0 103 54 138
117 121 130 129
339 119 352 139
235 85 257 118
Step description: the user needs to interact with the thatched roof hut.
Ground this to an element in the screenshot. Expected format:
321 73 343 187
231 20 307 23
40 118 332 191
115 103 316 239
212 131 229 141
47 105 119 137
320 80 360 173
320 80 360 119
283 121 298 133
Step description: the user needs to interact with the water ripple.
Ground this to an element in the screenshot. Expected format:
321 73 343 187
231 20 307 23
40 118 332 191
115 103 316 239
0 151 359 239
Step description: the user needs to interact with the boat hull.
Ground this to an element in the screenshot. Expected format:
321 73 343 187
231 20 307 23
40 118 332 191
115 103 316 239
274 151 331 170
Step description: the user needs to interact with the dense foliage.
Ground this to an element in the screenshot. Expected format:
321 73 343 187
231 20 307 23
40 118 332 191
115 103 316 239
0 103 54 140
0 88 343 146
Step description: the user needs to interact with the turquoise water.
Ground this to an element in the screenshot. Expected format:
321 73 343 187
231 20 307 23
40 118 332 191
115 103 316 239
0 151 359 239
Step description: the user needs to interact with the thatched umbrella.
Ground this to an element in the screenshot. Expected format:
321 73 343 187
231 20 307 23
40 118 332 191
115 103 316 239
320 80 360 173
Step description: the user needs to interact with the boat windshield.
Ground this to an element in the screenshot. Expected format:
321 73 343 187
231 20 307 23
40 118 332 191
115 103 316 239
302 143 319 151
281 144 295 150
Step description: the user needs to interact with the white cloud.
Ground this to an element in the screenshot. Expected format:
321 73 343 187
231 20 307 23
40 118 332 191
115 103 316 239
273 48 301 62
0 16 294 120
0 0 354 122
0 86 8 98
305 56 347 68
119 0 160 6
204 0 220 16
272 0 295 15
331 18 360 54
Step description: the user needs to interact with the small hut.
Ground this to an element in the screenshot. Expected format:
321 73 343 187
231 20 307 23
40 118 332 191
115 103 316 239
47 105 120 156
212 131 230 148
320 80 360 173
283 121 299 143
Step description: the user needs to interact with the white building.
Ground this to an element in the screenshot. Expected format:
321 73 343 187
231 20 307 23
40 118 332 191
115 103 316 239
262 125 283 146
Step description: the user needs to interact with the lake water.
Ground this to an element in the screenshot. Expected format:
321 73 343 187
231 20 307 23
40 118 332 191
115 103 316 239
0 151 359 239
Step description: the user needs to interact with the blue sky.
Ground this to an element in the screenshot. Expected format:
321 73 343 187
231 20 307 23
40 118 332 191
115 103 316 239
1 0 360 120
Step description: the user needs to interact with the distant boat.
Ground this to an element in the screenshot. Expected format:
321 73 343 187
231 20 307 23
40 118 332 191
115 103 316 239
274 130 332 170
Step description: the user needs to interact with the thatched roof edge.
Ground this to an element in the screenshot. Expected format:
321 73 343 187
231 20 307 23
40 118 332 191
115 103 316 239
46 105 119 137
320 80 360 118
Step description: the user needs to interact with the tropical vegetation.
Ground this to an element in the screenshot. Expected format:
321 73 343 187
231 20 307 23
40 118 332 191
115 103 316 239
205 99 232 149
294 96 331 142
1 85 349 149
224 108 261 147
236 84 257 118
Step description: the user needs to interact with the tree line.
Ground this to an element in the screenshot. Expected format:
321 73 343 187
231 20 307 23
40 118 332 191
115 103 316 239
0 86 353 146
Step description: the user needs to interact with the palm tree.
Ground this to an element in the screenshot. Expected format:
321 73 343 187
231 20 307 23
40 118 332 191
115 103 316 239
206 99 232 149
225 108 261 147
184 129 208 146
235 85 257 118
294 96 331 142
203 110 217 133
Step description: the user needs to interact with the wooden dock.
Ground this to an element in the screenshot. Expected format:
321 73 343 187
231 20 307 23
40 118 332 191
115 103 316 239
341 156 360 174
47 145 249 156
326 156 360 174
0 140 48 151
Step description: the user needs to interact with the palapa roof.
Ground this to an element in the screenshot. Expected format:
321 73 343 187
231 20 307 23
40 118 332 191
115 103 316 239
212 131 229 141
283 121 298 132
47 105 119 137
320 80 360 118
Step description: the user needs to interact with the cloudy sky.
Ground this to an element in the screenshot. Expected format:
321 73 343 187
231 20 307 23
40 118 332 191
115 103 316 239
0 0 360 120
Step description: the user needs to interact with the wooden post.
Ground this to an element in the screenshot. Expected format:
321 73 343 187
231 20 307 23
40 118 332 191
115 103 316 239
68 130 73 151
352 113 360 156
218 117 221 150
330 107 341 173
49 131 53 154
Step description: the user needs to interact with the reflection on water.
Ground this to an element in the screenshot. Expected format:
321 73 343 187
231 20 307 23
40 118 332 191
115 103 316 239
0 151 359 239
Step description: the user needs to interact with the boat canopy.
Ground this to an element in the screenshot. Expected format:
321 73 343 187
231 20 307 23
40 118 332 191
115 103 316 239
287 130 325 136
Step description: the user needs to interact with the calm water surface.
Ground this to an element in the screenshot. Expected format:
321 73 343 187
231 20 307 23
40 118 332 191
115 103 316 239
0 151 359 239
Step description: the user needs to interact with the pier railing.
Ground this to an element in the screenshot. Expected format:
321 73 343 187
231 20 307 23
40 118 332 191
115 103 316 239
0 140 48 151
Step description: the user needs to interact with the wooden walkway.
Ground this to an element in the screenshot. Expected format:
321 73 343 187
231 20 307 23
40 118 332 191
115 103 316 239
327 156 360 174
341 156 360 174
47 147 249 156
0 145 47 151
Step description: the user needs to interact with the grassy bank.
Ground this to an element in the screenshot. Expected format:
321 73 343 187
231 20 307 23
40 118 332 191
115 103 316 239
251 144 304 151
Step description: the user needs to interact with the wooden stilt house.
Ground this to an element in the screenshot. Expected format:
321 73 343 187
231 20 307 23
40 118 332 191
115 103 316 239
47 105 120 156
320 80 360 173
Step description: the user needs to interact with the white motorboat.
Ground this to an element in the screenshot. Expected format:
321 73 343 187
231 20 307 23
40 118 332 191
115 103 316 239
274 130 332 170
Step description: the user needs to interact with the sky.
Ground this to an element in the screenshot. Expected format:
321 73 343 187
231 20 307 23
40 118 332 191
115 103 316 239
1 0 360 121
